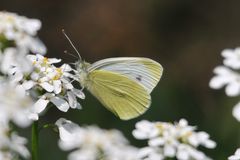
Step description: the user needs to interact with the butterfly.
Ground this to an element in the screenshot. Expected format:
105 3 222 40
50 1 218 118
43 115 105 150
62 30 163 120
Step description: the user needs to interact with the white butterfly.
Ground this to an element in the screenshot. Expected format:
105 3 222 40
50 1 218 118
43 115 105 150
63 30 163 120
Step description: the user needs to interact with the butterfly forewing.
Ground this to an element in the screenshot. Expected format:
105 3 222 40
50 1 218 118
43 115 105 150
87 57 163 93
87 70 151 120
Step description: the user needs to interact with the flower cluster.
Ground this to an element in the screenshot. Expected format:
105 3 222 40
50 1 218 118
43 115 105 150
0 11 46 82
133 119 216 160
21 54 85 120
0 11 46 54
209 48 240 121
56 118 138 160
0 123 30 160
0 11 78 159
0 11 47 159
0 81 33 127
0 81 32 159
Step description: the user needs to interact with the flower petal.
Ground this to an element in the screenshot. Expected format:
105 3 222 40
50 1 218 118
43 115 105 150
209 76 229 89
164 145 175 157
22 80 36 90
61 64 72 72
53 80 62 94
28 113 39 120
55 118 80 141
33 98 49 113
233 102 240 122
226 82 240 97
67 91 77 109
48 58 61 64
50 97 69 112
40 82 54 92
72 88 85 99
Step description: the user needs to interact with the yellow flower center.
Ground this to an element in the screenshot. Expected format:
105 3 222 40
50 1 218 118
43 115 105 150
6 16 14 22
43 57 48 64
52 68 63 80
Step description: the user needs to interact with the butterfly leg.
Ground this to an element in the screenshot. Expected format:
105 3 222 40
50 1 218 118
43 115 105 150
80 87 84 91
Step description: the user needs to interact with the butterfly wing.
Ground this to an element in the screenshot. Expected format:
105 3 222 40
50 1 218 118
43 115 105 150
87 57 163 93
86 70 151 120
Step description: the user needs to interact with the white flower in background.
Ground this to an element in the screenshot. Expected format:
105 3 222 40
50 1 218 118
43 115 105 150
22 54 85 120
209 47 240 121
0 11 46 54
133 119 216 160
229 148 240 160
0 11 46 80
209 66 240 97
0 47 32 80
0 80 33 127
56 118 138 160
222 48 240 69
0 123 30 159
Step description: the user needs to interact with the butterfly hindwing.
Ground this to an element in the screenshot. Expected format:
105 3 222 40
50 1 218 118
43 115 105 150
87 57 163 93
86 70 151 120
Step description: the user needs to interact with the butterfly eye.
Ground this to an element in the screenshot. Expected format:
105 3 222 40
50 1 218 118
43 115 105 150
79 63 83 68
76 62 84 72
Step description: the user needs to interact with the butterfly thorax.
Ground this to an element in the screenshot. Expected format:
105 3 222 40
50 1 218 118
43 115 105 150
75 60 91 88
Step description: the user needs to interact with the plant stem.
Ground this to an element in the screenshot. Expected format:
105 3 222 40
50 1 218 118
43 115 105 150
31 121 39 160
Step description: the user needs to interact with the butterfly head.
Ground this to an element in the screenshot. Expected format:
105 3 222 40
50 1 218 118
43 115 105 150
75 60 91 87
75 60 90 72
62 30 90 87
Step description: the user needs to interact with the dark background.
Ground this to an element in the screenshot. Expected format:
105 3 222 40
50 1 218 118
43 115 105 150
2 0 240 159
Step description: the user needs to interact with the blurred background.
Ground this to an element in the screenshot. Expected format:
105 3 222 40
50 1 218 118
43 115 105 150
2 0 240 159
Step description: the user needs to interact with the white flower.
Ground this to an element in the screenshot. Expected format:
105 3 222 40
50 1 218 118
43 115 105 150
229 148 240 160
0 152 14 160
176 144 211 160
133 119 216 160
25 54 71 93
132 120 159 140
21 54 84 120
68 149 97 160
0 47 32 80
6 133 30 158
0 80 33 127
0 11 46 54
29 93 70 120
222 48 240 69
209 66 240 97
56 118 138 160
210 47 240 121
0 123 30 159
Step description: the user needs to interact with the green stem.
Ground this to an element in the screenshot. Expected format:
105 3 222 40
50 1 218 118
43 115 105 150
31 121 39 160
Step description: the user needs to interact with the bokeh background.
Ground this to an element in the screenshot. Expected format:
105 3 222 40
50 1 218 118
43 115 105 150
2 0 240 159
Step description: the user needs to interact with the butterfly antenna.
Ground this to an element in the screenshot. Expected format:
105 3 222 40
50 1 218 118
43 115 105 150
62 29 82 61
64 50 78 58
